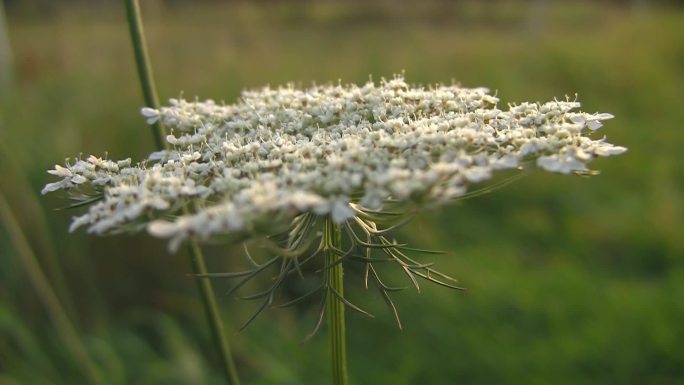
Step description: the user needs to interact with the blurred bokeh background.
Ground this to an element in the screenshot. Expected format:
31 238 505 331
1 0 683 384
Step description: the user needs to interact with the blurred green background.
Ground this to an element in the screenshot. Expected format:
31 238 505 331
1 0 683 384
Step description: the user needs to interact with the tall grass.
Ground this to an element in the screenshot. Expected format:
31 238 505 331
0 191 104 385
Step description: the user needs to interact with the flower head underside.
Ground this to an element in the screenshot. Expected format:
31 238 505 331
43 76 625 252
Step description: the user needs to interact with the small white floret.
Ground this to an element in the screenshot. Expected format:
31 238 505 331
141 107 160 124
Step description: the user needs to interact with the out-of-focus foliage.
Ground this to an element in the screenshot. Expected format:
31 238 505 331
0 1 682 384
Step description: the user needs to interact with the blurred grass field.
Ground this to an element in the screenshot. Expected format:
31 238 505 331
1 1 683 384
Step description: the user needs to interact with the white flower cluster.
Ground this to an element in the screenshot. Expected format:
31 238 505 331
43 76 626 251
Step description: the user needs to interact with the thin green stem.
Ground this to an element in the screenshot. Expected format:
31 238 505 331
325 217 349 385
124 0 165 150
124 2 241 384
0 191 105 385
0 144 77 320
189 242 242 385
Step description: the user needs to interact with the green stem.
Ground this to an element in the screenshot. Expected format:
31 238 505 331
124 2 241 384
325 217 349 385
124 0 166 150
189 242 242 385
0 144 77 320
0 191 105 385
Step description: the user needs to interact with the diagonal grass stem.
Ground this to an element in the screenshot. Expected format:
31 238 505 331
0 191 105 385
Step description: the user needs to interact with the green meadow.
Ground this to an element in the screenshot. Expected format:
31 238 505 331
1 2 683 384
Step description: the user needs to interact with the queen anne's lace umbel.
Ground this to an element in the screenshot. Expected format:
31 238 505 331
43 76 626 251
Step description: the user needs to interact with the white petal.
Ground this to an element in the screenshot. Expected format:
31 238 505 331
166 135 179 145
463 166 492 183
595 113 615 120
69 214 91 233
167 237 185 253
47 165 72 177
586 120 603 130
595 144 628 156
71 175 87 184
312 201 331 216
537 156 563 173
148 151 166 161
141 107 160 124
331 201 354 223
492 155 519 170
570 115 586 125
41 180 69 194
148 220 179 238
